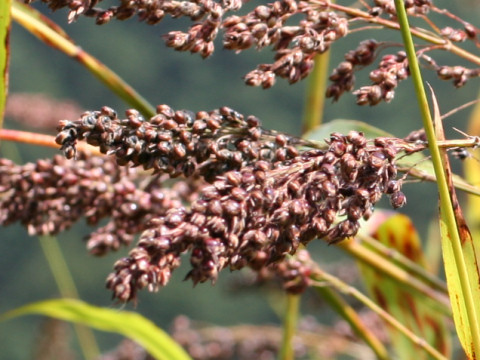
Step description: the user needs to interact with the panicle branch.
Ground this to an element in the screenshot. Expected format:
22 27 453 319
23 0 480 98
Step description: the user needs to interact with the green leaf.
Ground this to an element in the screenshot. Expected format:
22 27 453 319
464 92 480 240
431 87 480 360
0 0 11 129
358 212 451 360
438 214 475 360
0 298 192 360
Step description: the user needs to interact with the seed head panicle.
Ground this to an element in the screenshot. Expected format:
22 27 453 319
105 131 408 302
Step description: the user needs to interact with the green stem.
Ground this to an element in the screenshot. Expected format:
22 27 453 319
315 285 390 360
11 1 155 118
394 0 480 357
0 0 11 130
312 270 447 360
295 19 334 359
302 52 330 133
39 235 100 359
279 293 300 360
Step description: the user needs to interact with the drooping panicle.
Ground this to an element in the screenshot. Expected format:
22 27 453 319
105 131 408 302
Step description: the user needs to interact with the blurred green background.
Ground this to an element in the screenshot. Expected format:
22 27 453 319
1 0 479 358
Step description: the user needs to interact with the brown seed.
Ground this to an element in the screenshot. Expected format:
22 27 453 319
208 199 223 216
206 118 221 130
173 143 187 159
246 115 260 128
231 187 247 201
224 199 241 216
226 171 242 186
390 191 407 209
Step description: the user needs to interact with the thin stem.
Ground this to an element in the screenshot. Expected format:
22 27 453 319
302 52 330 133
403 166 480 197
315 285 390 360
441 99 480 120
312 0 480 66
0 129 101 154
278 293 300 360
394 0 480 357
312 270 448 360
0 129 60 148
11 1 155 118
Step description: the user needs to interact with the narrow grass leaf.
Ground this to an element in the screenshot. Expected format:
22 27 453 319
357 212 450 359
464 94 480 241
0 0 11 130
431 87 480 359
0 298 192 360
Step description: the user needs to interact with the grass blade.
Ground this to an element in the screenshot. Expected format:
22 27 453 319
464 93 480 240
431 86 480 359
394 0 480 355
0 298 192 360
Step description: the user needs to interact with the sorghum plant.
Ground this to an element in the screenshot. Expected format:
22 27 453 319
1 0 480 359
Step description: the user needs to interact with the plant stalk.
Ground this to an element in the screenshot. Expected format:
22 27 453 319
338 239 451 315
0 129 101 155
279 293 300 360
394 0 480 357
356 233 448 294
302 52 330 133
